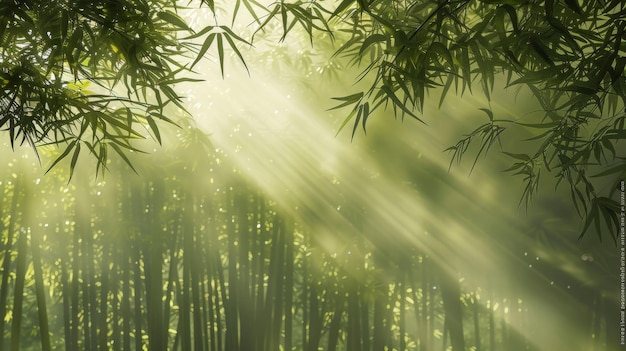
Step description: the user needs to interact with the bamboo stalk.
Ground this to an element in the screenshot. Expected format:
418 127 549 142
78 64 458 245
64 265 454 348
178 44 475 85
111 245 121 351
373 289 385 351
122 244 132 351
60 247 72 351
301 241 309 351
189 202 206 351
0 182 19 351
214 253 227 351
420 256 429 351
347 278 362 351
98 232 111 351
180 203 193 351
254 199 268 350
439 270 465 351
70 214 81 351
236 191 253 351
361 291 370 351
284 216 295 351
226 190 240 351
473 293 481 350
9 228 27 351
272 217 286 351
163 225 179 348
306 281 322 351
399 273 406 351
132 242 144 351
327 299 344 351
30 227 52 351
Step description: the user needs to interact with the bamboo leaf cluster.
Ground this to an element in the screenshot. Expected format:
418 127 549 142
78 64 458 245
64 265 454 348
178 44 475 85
0 0 253 178
325 0 626 241
1 1 624 237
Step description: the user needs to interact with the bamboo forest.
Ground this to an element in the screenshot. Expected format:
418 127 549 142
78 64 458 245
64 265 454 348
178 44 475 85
1 1 624 351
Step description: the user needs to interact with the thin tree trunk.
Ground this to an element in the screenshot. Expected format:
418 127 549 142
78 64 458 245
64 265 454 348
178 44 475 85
111 248 121 351
9 230 28 351
226 192 240 351
237 192 254 351
473 294 481 350
146 243 166 351
81 200 97 351
163 230 179 350
180 208 192 351
122 244 131 351
71 217 81 351
284 217 295 351
60 251 72 351
373 288 386 351
31 227 52 351
307 282 323 351
489 298 495 351
301 247 309 351
268 217 285 351
254 197 268 350
361 291 371 351
410 267 425 351
0 182 19 351
439 270 465 351
500 307 507 351
429 273 435 351
399 273 406 351
216 252 229 351
420 256 430 351
98 235 110 351
347 284 362 351
132 244 144 351
327 301 344 351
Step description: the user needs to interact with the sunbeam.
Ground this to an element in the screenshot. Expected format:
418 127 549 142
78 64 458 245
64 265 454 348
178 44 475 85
169 11 619 347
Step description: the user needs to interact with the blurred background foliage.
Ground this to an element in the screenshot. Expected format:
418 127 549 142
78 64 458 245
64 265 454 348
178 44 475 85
0 0 624 350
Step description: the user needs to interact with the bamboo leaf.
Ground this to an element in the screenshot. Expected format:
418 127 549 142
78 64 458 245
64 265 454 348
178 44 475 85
45 139 78 174
157 10 192 31
502 5 518 32
217 34 225 77
109 143 138 174
69 142 81 180
502 152 531 161
438 74 455 108
564 0 583 14
329 92 363 110
222 31 249 73
479 108 494 121
380 85 423 122
335 107 358 137
359 34 387 56
191 33 216 69
146 115 161 144
427 42 453 69
591 163 626 178
332 0 357 17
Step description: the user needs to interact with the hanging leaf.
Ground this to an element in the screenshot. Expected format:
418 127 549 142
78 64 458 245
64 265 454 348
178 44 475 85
157 10 191 31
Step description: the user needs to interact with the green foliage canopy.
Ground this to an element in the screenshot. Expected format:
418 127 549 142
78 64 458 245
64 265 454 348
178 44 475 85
1 0 625 240
326 0 626 241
